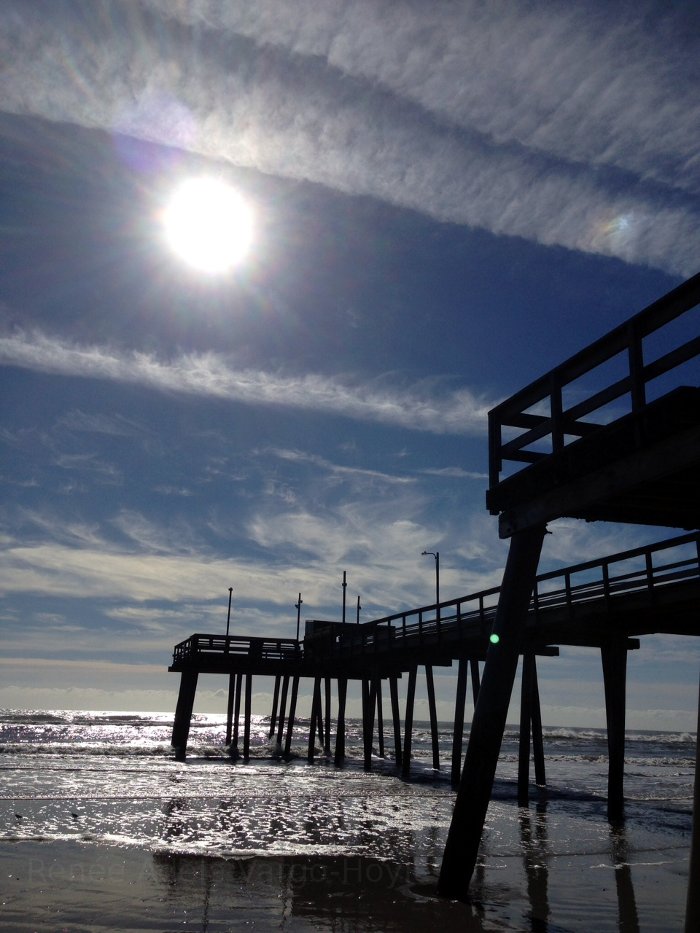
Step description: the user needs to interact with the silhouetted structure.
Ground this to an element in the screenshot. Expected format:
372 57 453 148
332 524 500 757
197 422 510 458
168 274 699 904
439 272 700 898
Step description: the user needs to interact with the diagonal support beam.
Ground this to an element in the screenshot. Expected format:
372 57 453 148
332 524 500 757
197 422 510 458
439 523 547 899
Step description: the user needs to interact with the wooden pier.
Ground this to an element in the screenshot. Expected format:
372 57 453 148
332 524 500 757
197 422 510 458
168 273 699 904
440 271 700 897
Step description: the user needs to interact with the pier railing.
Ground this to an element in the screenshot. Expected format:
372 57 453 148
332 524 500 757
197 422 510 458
172 634 301 665
318 531 699 657
487 273 700 495
171 532 698 667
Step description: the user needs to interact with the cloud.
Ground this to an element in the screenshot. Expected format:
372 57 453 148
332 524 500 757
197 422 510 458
264 447 415 484
57 409 147 437
146 0 700 197
0 329 491 435
0 0 698 274
420 466 487 480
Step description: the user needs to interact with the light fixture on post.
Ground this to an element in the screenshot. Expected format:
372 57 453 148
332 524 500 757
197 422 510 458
421 550 441 635
226 587 233 639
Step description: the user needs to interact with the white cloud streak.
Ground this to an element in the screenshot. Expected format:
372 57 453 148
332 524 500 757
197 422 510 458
147 0 700 197
0 1 698 274
0 329 491 435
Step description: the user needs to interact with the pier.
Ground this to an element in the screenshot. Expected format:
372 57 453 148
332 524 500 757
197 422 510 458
168 273 699 901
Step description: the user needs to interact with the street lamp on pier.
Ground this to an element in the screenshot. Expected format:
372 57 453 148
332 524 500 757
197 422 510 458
226 587 233 638
421 550 440 631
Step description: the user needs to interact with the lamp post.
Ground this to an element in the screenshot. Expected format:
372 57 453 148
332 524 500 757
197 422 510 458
422 550 440 631
226 587 233 638
295 593 303 642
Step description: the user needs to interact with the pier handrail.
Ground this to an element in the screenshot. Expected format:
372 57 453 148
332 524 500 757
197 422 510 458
172 634 301 665
171 532 698 665
330 531 699 656
487 272 700 495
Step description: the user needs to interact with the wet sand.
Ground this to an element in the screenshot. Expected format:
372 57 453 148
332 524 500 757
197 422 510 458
0 828 690 932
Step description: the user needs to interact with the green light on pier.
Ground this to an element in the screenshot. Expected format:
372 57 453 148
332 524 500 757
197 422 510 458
489 633 500 645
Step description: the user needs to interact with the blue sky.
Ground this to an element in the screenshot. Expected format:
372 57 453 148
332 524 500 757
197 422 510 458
0 0 698 729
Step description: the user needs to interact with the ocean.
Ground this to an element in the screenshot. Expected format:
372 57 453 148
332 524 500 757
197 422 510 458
0 708 695 931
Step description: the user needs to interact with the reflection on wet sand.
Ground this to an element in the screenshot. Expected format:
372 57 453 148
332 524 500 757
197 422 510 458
515 803 642 933
151 851 488 931
156 791 648 931
519 804 549 931
610 825 639 933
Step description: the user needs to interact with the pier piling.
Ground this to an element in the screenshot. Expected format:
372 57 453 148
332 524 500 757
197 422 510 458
451 659 469 787
602 639 628 822
335 677 348 765
389 675 402 767
225 673 236 746
172 670 198 760
425 665 440 770
402 666 417 778
283 675 298 756
439 523 547 898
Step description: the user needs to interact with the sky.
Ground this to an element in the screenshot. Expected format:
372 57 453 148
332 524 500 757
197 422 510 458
0 0 698 731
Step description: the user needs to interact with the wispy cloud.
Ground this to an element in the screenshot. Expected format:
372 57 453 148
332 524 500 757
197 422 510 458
57 409 147 438
0 1 698 274
264 447 415 484
0 329 491 435
420 466 487 480
147 0 700 198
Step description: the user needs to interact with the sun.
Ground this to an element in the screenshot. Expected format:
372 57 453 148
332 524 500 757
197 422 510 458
162 176 253 274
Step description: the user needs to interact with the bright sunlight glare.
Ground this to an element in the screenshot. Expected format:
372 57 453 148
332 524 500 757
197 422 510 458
163 177 253 274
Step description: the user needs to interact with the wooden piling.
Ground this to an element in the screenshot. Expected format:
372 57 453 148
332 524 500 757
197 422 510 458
362 677 376 770
335 677 348 766
232 673 242 750
375 677 385 758
172 670 198 759
402 666 418 778
275 675 290 749
315 679 325 747
269 675 281 738
284 675 299 757
308 677 321 762
602 639 628 822
324 676 332 755
470 658 481 703
684 673 700 933
451 659 469 787
225 672 236 746
389 675 402 767
425 665 440 770
243 673 252 761
518 652 534 806
439 523 546 898
531 656 546 787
